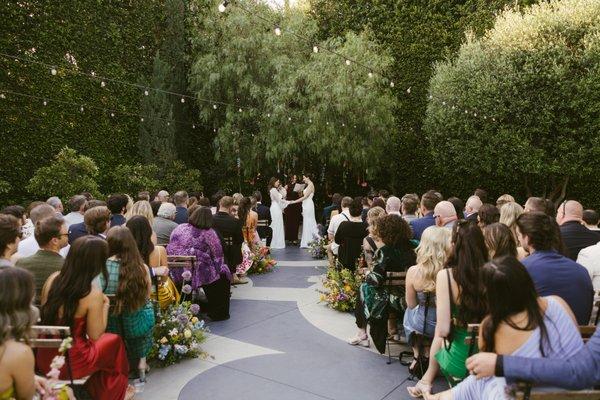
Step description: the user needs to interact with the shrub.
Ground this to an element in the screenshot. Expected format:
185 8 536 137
107 163 160 195
162 160 203 194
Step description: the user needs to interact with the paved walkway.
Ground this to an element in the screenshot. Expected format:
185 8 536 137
140 247 445 399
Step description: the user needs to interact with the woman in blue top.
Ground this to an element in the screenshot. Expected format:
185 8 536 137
425 256 584 399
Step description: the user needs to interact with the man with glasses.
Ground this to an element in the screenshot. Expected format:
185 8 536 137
16 215 69 301
556 200 600 260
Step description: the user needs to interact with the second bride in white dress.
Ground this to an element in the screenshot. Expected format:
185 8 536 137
299 175 319 248
268 177 294 249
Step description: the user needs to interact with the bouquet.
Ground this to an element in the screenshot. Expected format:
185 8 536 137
148 301 209 367
246 244 277 275
307 235 327 259
318 265 362 312
43 337 74 400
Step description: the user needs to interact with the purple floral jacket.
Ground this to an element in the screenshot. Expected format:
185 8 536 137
167 224 232 288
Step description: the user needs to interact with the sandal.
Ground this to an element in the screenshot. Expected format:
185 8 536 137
407 380 432 398
124 385 136 400
347 335 370 347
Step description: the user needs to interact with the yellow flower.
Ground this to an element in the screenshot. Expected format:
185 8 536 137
191 317 199 324
184 329 192 339
160 337 168 344
319 294 326 301
343 285 351 292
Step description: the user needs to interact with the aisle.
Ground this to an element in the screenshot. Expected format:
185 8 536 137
140 247 443 400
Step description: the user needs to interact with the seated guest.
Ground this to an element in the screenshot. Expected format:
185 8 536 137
362 206 386 267
360 196 370 223
447 197 464 222
84 206 111 239
101 227 153 379
68 200 107 244
378 189 390 204
577 242 600 291
16 204 55 258
173 191 189 224
348 213 416 346
0 267 49 400
0 215 21 267
212 196 245 284
38 236 133 400
150 200 161 217
21 201 44 239
15 216 68 302
524 196 547 213
404 226 451 374
46 196 64 215
327 196 352 263
155 190 169 203
63 195 86 228
464 196 482 221
408 220 488 397
198 197 210 208
385 196 402 216
127 216 178 309
401 194 420 224
467 325 600 389
137 191 150 202
371 197 386 210
322 193 342 225
433 201 458 229
210 191 225 215
495 194 515 209
335 197 369 270
430 256 584 400
556 200 599 260
253 191 272 245
107 194 128 227
474 188 488 204
477 203 500 229
499 201 524 241
239 197 259 245
410 191 441 241
583 209 600 233
168 207 232 320
517 212 593 324
482 223 517 259
127 200 155 226
0 205 26 227
152 202 179 245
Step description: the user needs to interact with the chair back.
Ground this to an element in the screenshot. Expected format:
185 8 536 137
28 325 71 348
167 255 197 285
580 325 596 343
514 381 600 400
464 324 480 346
257 219 269 227
384 271 406 287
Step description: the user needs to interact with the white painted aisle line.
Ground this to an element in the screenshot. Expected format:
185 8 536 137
276 260 329 267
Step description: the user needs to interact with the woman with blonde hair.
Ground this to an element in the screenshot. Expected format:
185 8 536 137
362 206 386 267
403 226 452 375
499 201 528 259
126 200 155 226
496 194 515 209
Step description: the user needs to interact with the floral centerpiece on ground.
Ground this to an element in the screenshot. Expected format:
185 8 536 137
307 234 327 259
246 244 277 275
148 301 209 367
318 263 362 312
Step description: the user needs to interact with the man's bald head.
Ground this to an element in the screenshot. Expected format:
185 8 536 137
556 200 583 225
434 201 458 227
386 196 401 214
465 195 482 214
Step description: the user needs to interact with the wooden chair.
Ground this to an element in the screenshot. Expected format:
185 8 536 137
257 219 269 227
514 382 600 400
29 325 89 386
383 271 407 364
593 291 600 326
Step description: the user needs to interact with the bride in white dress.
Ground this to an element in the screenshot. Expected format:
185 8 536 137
298 175 319 248
268 177 292 249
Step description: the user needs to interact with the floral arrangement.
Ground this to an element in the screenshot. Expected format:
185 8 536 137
307 235 327 259
236 243 254 275
148 301 209 367
246 244 277 275
318 265 362 312
44 337 73 400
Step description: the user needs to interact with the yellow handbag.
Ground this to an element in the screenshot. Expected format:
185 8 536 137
151 276 181 310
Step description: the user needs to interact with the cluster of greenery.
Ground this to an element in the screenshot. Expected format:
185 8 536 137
2 0 599 208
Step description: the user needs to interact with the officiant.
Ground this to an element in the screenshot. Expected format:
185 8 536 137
284 174 302 245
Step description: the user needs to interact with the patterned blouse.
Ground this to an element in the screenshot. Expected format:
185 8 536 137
167 224 232 287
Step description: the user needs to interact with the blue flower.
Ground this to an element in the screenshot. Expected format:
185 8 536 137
189 304 200 315
174 344 189 355
182 284 192 295
158 344 172 360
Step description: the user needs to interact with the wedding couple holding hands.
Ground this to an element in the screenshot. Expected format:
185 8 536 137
268 174 319 249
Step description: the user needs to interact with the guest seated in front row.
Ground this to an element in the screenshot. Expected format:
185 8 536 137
38 236 133 400
482 223 517 259
335 197 369 270
362 206 386 268
426 257 584 400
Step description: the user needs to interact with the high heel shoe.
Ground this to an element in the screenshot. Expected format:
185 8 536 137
407 380 432 398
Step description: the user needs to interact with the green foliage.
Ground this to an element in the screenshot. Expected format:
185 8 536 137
162 160 204 194
107 164 160 195
27 147 100 200
424 0 600 199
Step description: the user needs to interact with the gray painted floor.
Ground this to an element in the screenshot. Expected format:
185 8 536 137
142 246 447 400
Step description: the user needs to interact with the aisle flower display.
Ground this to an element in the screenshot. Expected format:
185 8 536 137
307 235 327 259
319 265 362 312
246 244 277 275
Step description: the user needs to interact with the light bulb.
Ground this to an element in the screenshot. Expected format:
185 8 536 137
267 113 271 117
368 72 373 78
144 89 149 96
309 119 312 123
181 98 185 103
218 3 226 12
141 117 144 122
213 104 217 109
390 81 394 88
345 59 351 66
429 95 433 100
213 128 217 132
0 94 5 99
80 106 84 112
342 123 345 127
406 87 411 94
473 112 477 117
192 124 196 129
43 100 47 106
167 122 170 126
239 108 242 112
288 117 291 121
442 101 446 106
51 68 57 75
313 46 318 53
274 27 281 36
110 112 115 117
100 81 106 88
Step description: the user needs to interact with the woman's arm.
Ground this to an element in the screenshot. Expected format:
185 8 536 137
334 222 345 245
405 266 418 309
86 288 108 341
144 265 153 297
434 269 452 338
9 343 36 400
40 272 59 306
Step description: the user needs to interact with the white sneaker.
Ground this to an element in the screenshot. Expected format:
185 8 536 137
347 335 370 347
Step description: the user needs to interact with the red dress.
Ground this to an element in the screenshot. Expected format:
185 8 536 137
36 317 130 400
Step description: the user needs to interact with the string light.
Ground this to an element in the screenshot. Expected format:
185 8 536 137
50 68 57 75
238 108 242 112
345 59 351 66
274 27 282 36
406 87 411 94
80 106 84 112
192 124 196 129
213 104 218 109
141 117 144 122
0 93 5 99
218 0 228 13
144 89 149 96
390 81 395 88
312 46 319 53
110 112 115 117
368 72 373 78
181 97 185 103
43 100 47 106
100 81 106 88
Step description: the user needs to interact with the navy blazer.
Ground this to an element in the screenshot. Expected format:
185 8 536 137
409 212 436 241
560 221 600 260
174 206 189 225
255 203 271 224
68 222 88 244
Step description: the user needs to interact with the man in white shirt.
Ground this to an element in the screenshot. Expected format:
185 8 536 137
14 203 70 261
63 195 86 228
385 196 402 216
577 243 600 291
327 196 352 264
46 196 64 214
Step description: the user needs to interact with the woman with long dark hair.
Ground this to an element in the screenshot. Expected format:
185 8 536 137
483 223 518 258
425 256 584 399
238 197 258 245
37 236 132 400
408 219 488 397
127 216 179 309
100 226 153 380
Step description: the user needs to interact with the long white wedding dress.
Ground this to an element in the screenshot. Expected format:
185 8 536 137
300 190 319 248
269 187 288 249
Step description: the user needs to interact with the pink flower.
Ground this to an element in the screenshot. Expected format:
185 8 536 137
46 368 60 380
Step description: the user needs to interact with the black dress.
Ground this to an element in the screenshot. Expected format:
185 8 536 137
334 220 368 270
284 188 302 242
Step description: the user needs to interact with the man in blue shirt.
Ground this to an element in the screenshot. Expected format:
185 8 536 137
466 326 600 389
409 191 441 241
173 191 189 224
516 212 593 324
322 193 342 226
107 193 128 227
